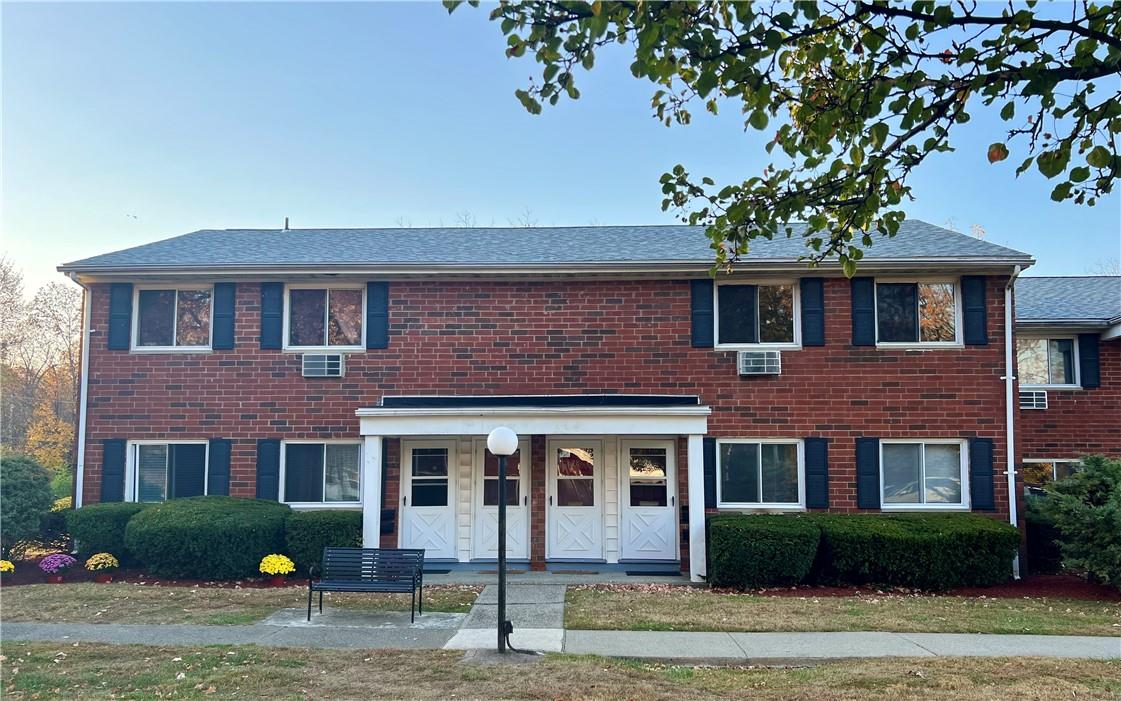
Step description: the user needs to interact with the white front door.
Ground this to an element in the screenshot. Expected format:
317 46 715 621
546 440 604 560
400 441 457 560
619 440 678 561
472 439 530 560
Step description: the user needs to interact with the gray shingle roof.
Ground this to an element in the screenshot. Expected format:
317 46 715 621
1016 276 1121 324
59 219 1032 273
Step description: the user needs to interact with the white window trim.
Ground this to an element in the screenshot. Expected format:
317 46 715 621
124 440 210 503
713 280 802 350
879 438 970 511
874 278 963 349
282 283 366 352
279 439 363 508
716 438 806 510
130 285 214 353
1017 335 1081 389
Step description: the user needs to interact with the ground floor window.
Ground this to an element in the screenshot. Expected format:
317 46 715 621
881 440 967 508
1022 459 1080 495
131 442 207 502
717 439 802 508
282 442 361 504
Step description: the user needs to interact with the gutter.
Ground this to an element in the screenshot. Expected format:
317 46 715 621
1003 265 1024 578
68 274 92 509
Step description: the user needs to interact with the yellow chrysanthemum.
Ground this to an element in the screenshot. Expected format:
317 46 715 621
85 553 120 571
259 554 295 576
0 560 14 574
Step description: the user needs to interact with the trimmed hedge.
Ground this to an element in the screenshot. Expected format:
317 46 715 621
125 497 290 579
708 514 820 589
66 502 151 562
286 510 363 573
809 513 1020 590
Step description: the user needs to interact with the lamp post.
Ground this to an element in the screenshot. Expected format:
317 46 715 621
486 426 518 654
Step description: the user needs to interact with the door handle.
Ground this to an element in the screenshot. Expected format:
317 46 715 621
549 495 553 505
523 495 527 505
403 496 407 506
671 496 675 506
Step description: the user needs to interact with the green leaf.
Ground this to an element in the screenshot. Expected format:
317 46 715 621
1036 149 1069 178
1050 182 1073 201
1070 166 1090 183
749 110 769 130
1087 146 1111 169
1000 103 1015 121
695 71 719 98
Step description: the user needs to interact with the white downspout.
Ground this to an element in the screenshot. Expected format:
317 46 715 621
69 275 92 509
1004 265 1023 578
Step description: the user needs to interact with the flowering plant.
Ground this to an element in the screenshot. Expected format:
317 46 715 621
39 554 77 574
85 553 120 572
0 560 14 574
259 554 295 576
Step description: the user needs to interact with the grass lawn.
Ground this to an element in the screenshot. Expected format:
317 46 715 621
0 583 481 625
1 642 1118 700
565 585 1121 636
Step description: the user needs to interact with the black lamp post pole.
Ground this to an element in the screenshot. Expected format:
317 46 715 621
497 453 508 653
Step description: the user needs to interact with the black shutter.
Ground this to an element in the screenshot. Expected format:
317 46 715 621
800 277 825 347
100 439 127 502
703 437 717 508
170 444 206 498
855 437 880 508
804 437 829 508
212 283 236 350
366 281 389 349
961 275 988 345
1078 333 1101 388
256 439 281 500
850 277 876 346
259 282 283 350
717 284 758 344
207 438 231 496
969 437 995 511
107 283 133 350
690 279 715 348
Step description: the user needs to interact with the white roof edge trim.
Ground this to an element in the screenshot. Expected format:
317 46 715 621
355 406 713 417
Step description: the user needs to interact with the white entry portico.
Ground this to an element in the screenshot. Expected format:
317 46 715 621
355 396 711 582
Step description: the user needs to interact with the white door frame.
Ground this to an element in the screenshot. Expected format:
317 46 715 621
471 437 531 560
399 439 458 560
546 437 605 561
618 438 679 561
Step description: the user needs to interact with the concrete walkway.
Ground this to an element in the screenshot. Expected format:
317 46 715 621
444 584 566 652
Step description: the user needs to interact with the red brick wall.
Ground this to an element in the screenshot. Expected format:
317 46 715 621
80 276 1015 521
1018 339 1121 460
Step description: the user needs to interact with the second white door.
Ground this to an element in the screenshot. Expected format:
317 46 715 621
400 441 457 560
472 439 530 560
546 440 604 560
619 440 678 561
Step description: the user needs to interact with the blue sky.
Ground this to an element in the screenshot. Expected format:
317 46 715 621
3 2 1118 291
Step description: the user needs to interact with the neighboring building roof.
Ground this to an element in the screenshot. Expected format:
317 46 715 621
59 220 1033 275
1016 276 1121 326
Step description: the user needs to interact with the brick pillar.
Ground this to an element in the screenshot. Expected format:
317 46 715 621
380 438 401 548
530 434 547 570
676 435 690 573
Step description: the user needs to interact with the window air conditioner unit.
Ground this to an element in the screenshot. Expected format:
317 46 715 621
302 354 344 378
738 350 781 376
1019 389 1047 410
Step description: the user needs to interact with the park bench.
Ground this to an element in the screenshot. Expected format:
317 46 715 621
307 547 425 622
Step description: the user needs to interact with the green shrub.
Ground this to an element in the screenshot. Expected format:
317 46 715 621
67 502 151 562
125 496 290 579
0 455 54 556
1025 497 1063 575
38 497 74 551
809 513 1020 590
285 510 363 573
707 514 821 589
1042 455 1121 588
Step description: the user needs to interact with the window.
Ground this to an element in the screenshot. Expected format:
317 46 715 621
130 442 207 502
556 447 595 507
409 447 449 507
717 440 802 507
482 449 521 507
134 288 212 348
282 442 360 504
880 440 967 509
1017 337 1077 386
875 281 958 344
627 446 669 507
1022 459 1080 496
285 286 364 349
716 283 797 346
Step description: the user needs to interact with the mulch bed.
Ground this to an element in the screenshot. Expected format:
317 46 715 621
721 574 1121 601
0 556 301 589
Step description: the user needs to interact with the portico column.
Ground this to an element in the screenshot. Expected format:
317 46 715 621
686 434 706 583
362 436 383 548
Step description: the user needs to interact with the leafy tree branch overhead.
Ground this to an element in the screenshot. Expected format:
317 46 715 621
446 0 1121 274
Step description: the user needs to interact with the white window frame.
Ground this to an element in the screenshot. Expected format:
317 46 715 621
279 439 363 508
874 277 963 348
879 438 970 511
715 438 805 510
714 279 802 350
124 440 210 503
130 285 214 352
1017 335 1081 389
282 283 366 352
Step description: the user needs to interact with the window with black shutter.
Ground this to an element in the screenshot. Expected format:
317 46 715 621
716 283 798 346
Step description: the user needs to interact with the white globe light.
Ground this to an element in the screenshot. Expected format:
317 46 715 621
487 426 519 456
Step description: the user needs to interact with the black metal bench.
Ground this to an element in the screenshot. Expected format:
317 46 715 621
307 547 425 622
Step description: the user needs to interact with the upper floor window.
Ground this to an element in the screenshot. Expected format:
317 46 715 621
881 440 967 509
281 441 361 504
717 439 803 508
716 283 798 346
134 287 212 349
130 442 208 502
875 281 958 345
284 286 364 349
1017 337 1077 387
